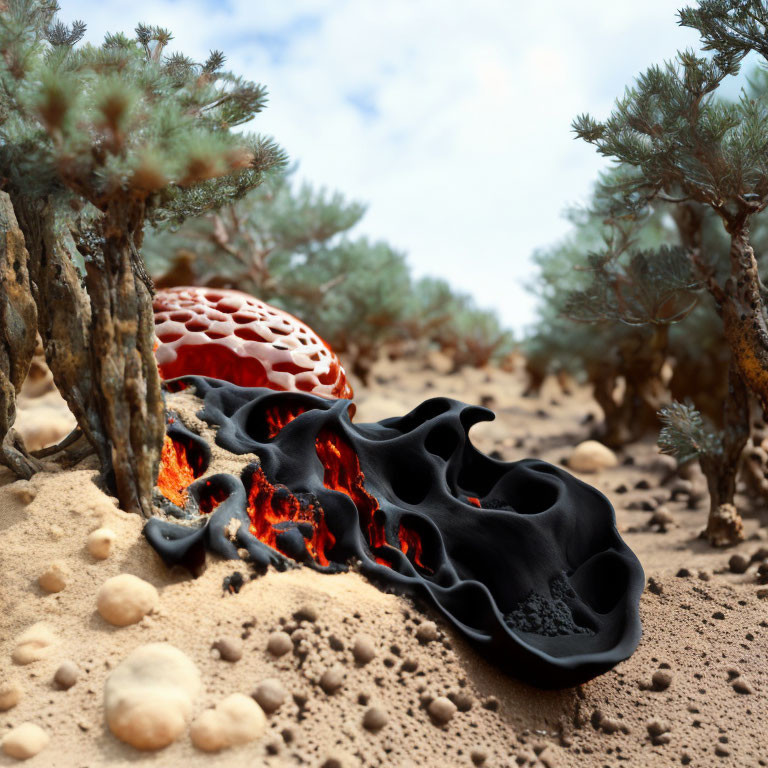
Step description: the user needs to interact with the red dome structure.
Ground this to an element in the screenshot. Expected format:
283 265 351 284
153 287 353 400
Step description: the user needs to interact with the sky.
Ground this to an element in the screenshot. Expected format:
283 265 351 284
66 0 708 333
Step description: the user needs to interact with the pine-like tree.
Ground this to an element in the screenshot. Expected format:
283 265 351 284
0 2 285 514
570 0 768 544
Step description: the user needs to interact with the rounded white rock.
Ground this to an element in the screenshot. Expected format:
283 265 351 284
104 642 200 751
12 622 57 665
190 693 266 752
87 528 116 560
1 722 49 760
97 574 158 626
38 560 69 593
568 440 619 473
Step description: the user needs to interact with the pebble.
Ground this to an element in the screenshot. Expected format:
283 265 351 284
647 718 671 745
568 440 618 472
12 622 57 665
267 631 293 657
652 669 673 691
320 752 354 768
732 677 753 694
87 527 116 560
728 553 750 574
470 749 488 766
252 678 287 714
104 642 200 750
428 696 457 724
1 723 49 760
415 621 439 643
54 661 79 690
293 605 319 623
362 706 388 731
190 693 266 752
319 666 345 695
648 507 674 530
352 635 376 664
9 479 36 504
38 560 69 593
0 681 22 711
212 637 243 662
751 546 768 563
97 574 158 626
647 577 664 595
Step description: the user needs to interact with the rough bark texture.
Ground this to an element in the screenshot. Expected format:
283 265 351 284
719 223 768 414
699 364 749 547
10 193 164 516
82 201 164 516
0 191 40 478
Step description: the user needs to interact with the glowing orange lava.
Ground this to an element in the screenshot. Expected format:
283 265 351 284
246 466 335 566
398 522 432 573
157 435 197 507
467 496 481 508
265 402 308 438
315 427 387 553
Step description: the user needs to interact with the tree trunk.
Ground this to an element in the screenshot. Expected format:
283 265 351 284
699 362 749 546
719 223 768 412
11 194 164 516
82 201 164 516
0 192 40 478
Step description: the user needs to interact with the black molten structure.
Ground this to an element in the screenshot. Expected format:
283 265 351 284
145 376 644 688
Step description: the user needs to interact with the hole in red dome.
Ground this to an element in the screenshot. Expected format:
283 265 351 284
273 361 302 375
158 331 184 343
205 331 227 339
269 325 290 336
233 312 258 324
170 311 194 322
186 320 209 333
234 327 268 342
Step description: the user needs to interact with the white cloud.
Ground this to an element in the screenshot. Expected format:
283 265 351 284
64 0 703 332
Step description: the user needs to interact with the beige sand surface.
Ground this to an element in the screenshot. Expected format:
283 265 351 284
1 357 766 767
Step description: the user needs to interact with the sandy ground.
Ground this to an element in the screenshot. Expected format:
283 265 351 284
1 355 767 767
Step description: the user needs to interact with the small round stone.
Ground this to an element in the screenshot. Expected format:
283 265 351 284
252 678 287 714
733 677 753 694
38 560 68 593
428 696 457 724
1 723 49 759
212 637 243 662
54 661 79 690
87 527 116 560
190 693 266 752
97 574 159 626
415 621 438 643
362 706 388 731
267 631 293 657
319 666 345 695
352 635 376 665
652 669 673 691
0 681 22 711
293 604 318 622
728 553 750 574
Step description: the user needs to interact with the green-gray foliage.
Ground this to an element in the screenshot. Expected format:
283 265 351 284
0 0 286 233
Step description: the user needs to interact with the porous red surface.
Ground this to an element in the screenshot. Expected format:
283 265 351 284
153 286 353 399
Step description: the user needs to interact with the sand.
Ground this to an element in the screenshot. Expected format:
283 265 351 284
1 355 767 767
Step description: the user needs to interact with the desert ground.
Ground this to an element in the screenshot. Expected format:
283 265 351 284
1 354 767 767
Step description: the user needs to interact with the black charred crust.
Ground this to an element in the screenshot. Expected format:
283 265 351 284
144 376 644 688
